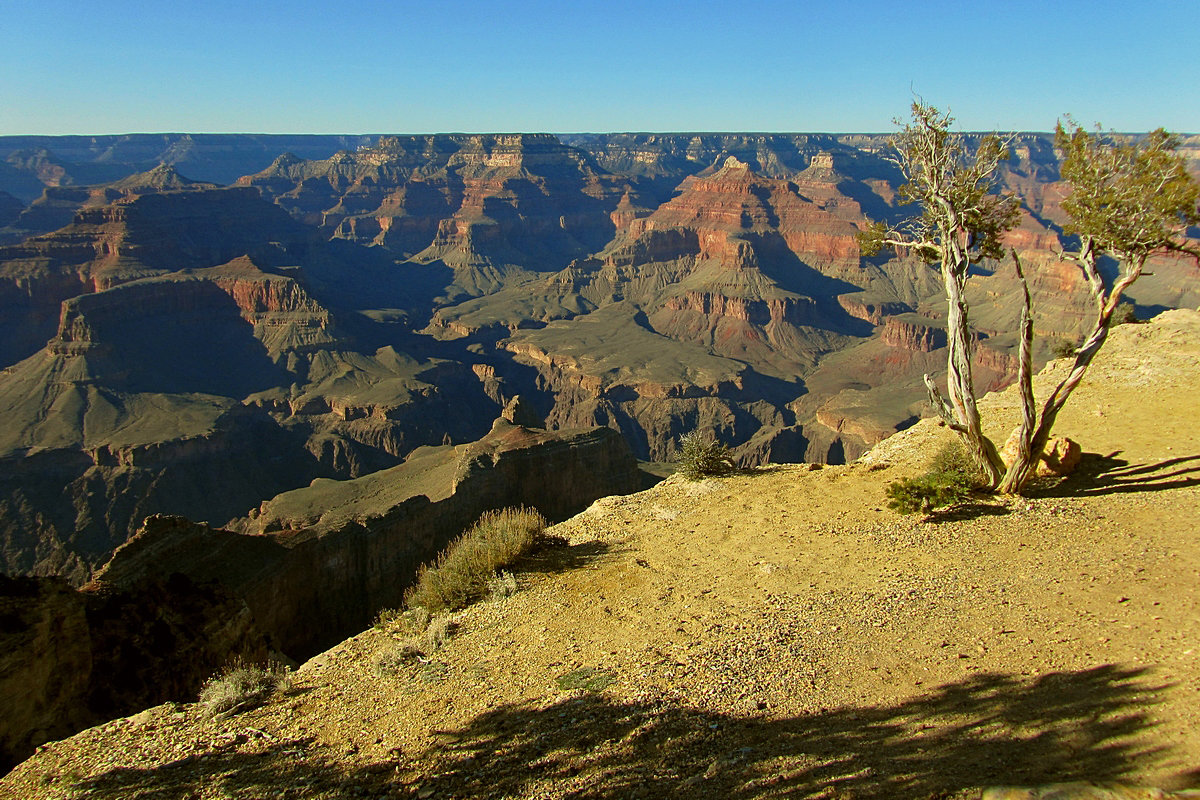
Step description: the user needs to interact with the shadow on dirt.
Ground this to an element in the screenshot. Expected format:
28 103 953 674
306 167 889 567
924 501 1011 524
1037 451 1200 497
518 539 613 576
66 664 1191 800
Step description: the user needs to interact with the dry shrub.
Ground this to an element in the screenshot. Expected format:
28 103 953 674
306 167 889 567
486 569 519 600
673 431 735 480
404 507 547 613
374 613 460 678
374 606 430 635
423 614 459 650
374 642 425 677
198 657 291 716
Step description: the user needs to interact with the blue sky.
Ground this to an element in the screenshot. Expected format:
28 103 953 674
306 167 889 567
2 0 1195 135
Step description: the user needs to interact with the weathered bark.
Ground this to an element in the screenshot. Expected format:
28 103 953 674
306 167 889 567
998 239 1145 494
997 251 1038 493
926 235 1005 487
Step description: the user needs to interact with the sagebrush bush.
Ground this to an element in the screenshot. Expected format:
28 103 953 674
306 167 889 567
1050 338 1079 359
198 658 291 715
404 507 547 613
927 439 987 485
673 431 735 480
373 612 459 678
374 605 430 634
486 569 519 600
424 614 459 649
886 440 984 515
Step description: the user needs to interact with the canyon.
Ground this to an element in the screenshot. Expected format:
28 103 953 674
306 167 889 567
0 413 640 771
1 128 1199 784
2 131 1199 583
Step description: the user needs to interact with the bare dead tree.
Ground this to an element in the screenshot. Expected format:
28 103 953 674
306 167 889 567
860 101 1020 487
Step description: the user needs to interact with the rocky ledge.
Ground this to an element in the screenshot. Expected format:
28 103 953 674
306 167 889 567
0 417 639 773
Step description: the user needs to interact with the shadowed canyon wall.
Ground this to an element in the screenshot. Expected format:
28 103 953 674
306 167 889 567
1 132 1198 582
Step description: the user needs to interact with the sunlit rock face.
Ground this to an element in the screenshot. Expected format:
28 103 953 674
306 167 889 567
1 131 1198 582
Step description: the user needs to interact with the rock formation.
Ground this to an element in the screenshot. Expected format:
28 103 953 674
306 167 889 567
0 572 268 773
96 419 638 661
1 132 1198 581
0 418 638 772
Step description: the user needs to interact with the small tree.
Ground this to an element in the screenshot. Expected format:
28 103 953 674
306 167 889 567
860 101 1020 487
866 104 1200 496
996 122 1200 491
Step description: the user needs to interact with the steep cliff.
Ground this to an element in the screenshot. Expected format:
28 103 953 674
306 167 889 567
0 185 501 579
239 134 642 299
0 418 639 773
431 155 905 461
2 132 1198 583
101 419 640 660
0 184 314 368
0 573 268 774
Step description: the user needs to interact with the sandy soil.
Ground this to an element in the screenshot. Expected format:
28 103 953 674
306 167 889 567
4 310 1200 800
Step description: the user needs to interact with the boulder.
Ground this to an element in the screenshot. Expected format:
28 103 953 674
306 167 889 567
1001 432 1082 478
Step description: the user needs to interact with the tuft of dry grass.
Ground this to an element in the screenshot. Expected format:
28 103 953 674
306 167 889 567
423 614 459 649
404 507 548 614
373 612 460 678
198 658 291 716
487 570 519 600
374 643 426 677
375 606 430 635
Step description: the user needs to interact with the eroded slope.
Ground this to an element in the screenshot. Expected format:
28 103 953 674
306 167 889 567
5 311 1198 799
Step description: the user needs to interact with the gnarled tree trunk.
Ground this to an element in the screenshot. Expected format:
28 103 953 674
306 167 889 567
997 240 1144 493
924 237 1005 488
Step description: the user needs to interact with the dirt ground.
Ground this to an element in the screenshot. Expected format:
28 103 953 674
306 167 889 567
4 310 1200 800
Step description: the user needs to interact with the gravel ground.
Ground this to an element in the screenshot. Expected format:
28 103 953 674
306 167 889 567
4 311 1199 800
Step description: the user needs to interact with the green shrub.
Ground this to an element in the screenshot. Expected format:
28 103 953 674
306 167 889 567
404 507 547 613
927 439 987 485
1050 338 1079 359
198 658 291 716
886 472 976 514
886 440 984 515
1114 302 1139 325
673 431 735 480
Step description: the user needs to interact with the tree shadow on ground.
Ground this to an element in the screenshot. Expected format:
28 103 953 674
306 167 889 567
924 502 1012 524
1035 452 1200 498
66 664 1190 800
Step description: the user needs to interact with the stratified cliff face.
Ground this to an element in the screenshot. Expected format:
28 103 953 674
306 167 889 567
0 185 503 581
0 182 312 368
239 135 643 298
444 155 911 462
0 573 267 774
2 132 1199 582
0 164 220 246
102 419 640 660
0 419 638 774
0 134 376 196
